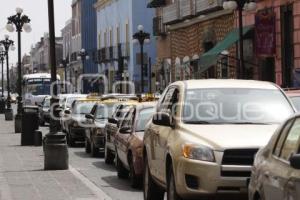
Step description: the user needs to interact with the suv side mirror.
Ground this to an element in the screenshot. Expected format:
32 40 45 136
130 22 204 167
290 154 300 169
153 112 172 127
108 117 118 124
119 126 132 134
85 114 94 120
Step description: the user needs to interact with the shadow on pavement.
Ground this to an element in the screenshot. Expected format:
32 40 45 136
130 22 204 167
101 175 142 192
92 161 115 172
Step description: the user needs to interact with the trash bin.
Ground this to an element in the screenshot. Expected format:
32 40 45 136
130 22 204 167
21 106 39 146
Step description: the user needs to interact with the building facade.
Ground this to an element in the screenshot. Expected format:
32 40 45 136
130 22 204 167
94 0 156 93
61 19 72 83
239 0 300 88
148 0 235 91
70 0 82 90
30 33 63 73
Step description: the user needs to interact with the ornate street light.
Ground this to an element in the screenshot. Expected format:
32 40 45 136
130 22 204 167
60 58 69 93
133 25 150 93
0 35 15 121
0 47 6 114
77 48 89 93
6 7 31 132
223 0 256 79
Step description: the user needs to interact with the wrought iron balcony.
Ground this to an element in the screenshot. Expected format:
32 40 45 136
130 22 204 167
153 16 166 36
180 0 196 19
162 2 180 24
147 0 166 8
195 0 224 14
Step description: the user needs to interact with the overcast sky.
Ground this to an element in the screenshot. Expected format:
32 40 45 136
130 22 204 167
0 0 72 65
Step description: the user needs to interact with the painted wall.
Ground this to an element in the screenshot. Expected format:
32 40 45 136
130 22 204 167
96 0 156 92
241 0 300 86
81 0 98 74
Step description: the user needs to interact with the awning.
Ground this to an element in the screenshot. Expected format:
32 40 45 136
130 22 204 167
198 26 253 73
147 0 166 8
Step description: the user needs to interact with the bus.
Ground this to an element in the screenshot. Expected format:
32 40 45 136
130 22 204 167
23 73 60 106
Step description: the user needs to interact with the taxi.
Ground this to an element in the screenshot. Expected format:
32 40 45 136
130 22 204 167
104 94 158 164
64 94 102 147
85 94 139 157
114 101 156 188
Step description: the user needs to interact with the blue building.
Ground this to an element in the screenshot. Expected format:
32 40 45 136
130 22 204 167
81 0 98 92
94 0 156 93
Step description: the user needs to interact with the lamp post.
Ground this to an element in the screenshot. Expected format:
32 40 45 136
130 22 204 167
223 0 256 79
77 48 89 93
6 7 31 132
44 0 68 170
0 35 15 121
0 47 6 114
133 25 150 93
60 58 69 93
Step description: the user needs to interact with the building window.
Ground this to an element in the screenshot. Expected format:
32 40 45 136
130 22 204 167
110 28 113 47
116 26 120 45
98 32 101 48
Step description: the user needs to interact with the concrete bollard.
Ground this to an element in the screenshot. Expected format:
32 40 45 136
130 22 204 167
44 133 69 170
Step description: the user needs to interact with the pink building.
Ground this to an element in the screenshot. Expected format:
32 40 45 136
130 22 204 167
236 0 300 87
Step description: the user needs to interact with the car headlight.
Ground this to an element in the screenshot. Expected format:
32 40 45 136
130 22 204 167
182 144 215 162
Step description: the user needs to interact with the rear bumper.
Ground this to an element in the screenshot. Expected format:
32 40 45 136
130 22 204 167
70 127 86 140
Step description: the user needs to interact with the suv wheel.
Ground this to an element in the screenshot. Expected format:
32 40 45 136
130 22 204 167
85 139 91 153
104 145 114 164
116 152 129 179
167 168 182 200
143 154 164 200
129 154 141 188
91 140 99 157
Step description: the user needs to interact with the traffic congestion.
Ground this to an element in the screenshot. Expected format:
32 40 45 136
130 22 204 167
31 78 300 200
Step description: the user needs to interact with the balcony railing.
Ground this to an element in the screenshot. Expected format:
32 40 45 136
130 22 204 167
195 0 224 14
180 0 195 18
162 2 180 24
153 16 166 36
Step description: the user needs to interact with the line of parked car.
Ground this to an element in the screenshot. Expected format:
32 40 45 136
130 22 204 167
38 80 300 200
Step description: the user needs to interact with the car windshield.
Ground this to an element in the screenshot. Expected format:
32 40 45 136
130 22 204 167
95 104 115 119
73 102 95 115
136 107 155 132
182 88 294 124
66 97 81 108
290 96 300 111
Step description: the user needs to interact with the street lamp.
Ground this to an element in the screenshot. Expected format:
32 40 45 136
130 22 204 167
60 58 69 93
223 0 256 79
0 35 15 121
0 47 6 114
44 0 68 170
133 25 150 93
6 7 31 132
77 48 89 93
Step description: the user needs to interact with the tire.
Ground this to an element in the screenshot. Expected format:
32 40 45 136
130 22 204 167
67 130 76 147
167 168 182 200
143 154 164 200
91 139 99 157
116 152 129 179
85 139 91 153
129 154 142 188
104 145 114 164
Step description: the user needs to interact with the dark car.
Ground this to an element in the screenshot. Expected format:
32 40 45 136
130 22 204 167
39 96 51 126
84 103 115 157
65 99 98 146
115 102 156 188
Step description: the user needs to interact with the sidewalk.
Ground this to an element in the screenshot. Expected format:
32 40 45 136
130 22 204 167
0 115 99 200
